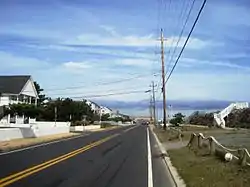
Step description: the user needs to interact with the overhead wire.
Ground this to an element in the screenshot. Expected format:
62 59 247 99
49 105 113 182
155 0 172 95
165 0 207 84
165 0 191 74
166 0 197 78
69 90 148 99
43 72 160 92
47 85 148 96
155 0 173 120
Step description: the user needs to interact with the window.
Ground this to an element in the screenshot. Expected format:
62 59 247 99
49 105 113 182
10 95 17 101
18 95 24 102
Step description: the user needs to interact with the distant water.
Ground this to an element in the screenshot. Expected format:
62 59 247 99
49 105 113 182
120 107 222 118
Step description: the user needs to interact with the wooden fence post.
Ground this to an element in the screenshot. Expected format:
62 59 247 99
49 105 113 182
209 138 215 155
187 133 195 148
238 149 247 166
198 135 202 148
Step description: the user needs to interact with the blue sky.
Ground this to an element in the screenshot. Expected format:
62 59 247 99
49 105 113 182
1 0 250 106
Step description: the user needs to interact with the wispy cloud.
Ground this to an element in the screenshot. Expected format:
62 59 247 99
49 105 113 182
180 57 250 71
0 51 49 70
63 61 92 70
62 25 214 49
116 58 154 67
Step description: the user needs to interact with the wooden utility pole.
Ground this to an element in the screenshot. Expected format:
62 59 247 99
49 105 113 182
54 106 57 126
150 81 157 126
149 95 153 122
160 28 167 130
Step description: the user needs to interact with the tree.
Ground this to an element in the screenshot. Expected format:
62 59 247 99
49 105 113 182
188 111 214 126
109 117 124 122
38 98 95 122
170 113 185 126
6 104 40 118
101 113 110 121
34 81 47 105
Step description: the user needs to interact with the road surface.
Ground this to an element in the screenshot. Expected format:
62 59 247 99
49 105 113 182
0 125 175 187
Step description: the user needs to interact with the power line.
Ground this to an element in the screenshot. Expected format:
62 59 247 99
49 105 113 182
165 0 190 74
154 0 172 96
166 0 197 75
69 90 148 99
47 86 148 96
165 0 207 85
44 72 159 92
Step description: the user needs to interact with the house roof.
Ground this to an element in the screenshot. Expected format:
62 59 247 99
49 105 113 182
86 100 101 108
0 75 31 94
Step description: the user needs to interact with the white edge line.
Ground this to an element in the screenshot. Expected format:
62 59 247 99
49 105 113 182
147 127 153 187
150 127 186 187
0 133 90 156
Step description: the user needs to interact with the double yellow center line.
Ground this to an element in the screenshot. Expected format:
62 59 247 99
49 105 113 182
0 134 119 187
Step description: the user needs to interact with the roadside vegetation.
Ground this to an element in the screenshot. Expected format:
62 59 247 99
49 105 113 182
187 109 250 129
168 147 250 187
154 121 250 187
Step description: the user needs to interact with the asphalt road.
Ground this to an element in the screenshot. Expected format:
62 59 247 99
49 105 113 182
0 125 175 187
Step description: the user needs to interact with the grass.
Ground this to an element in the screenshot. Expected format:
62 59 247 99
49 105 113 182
168 147 250 187
0 133 80 152
100 123 118 128
154 125 250 143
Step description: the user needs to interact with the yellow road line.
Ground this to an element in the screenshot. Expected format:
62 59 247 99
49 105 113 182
0 134 119 187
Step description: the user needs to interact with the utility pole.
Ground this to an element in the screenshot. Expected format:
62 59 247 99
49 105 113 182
150 81 157 126
54 106 57 126
149 95 153 122
160 28 167 130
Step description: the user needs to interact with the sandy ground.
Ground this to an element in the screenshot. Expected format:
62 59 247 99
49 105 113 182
0 133 80 152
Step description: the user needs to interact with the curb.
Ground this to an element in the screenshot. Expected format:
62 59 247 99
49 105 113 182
150 126 186 187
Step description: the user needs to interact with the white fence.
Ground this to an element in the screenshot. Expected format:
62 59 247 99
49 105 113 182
0 128 24 141
70 125 101 132
0 121 70 141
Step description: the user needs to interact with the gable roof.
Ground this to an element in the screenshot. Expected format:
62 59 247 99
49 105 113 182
0 75 31 94
86 100 100 108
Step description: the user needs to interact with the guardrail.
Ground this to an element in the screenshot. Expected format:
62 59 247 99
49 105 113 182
187 132 250 166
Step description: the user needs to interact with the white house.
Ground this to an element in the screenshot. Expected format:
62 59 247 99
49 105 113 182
100 106 113 115
86 100 101 114
0 75 38 106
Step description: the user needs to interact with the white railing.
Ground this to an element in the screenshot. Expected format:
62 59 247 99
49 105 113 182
214 102 249 128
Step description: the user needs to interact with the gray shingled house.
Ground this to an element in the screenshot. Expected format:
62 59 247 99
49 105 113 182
0 75 38 107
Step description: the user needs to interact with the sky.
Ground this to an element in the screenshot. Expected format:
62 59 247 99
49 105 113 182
1 0 250 114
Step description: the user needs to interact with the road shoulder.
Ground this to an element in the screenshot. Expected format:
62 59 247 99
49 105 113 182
0 133 84 154
150 126 186 187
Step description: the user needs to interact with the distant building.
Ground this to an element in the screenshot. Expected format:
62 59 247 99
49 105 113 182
85 100 101 114
0 75 38 107
100 106 113 115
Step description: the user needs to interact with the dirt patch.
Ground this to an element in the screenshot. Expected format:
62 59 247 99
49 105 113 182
0 133 80 152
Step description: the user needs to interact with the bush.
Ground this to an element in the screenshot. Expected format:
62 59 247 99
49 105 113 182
170 113 185 126
100 122 114 128
188 111 214 126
